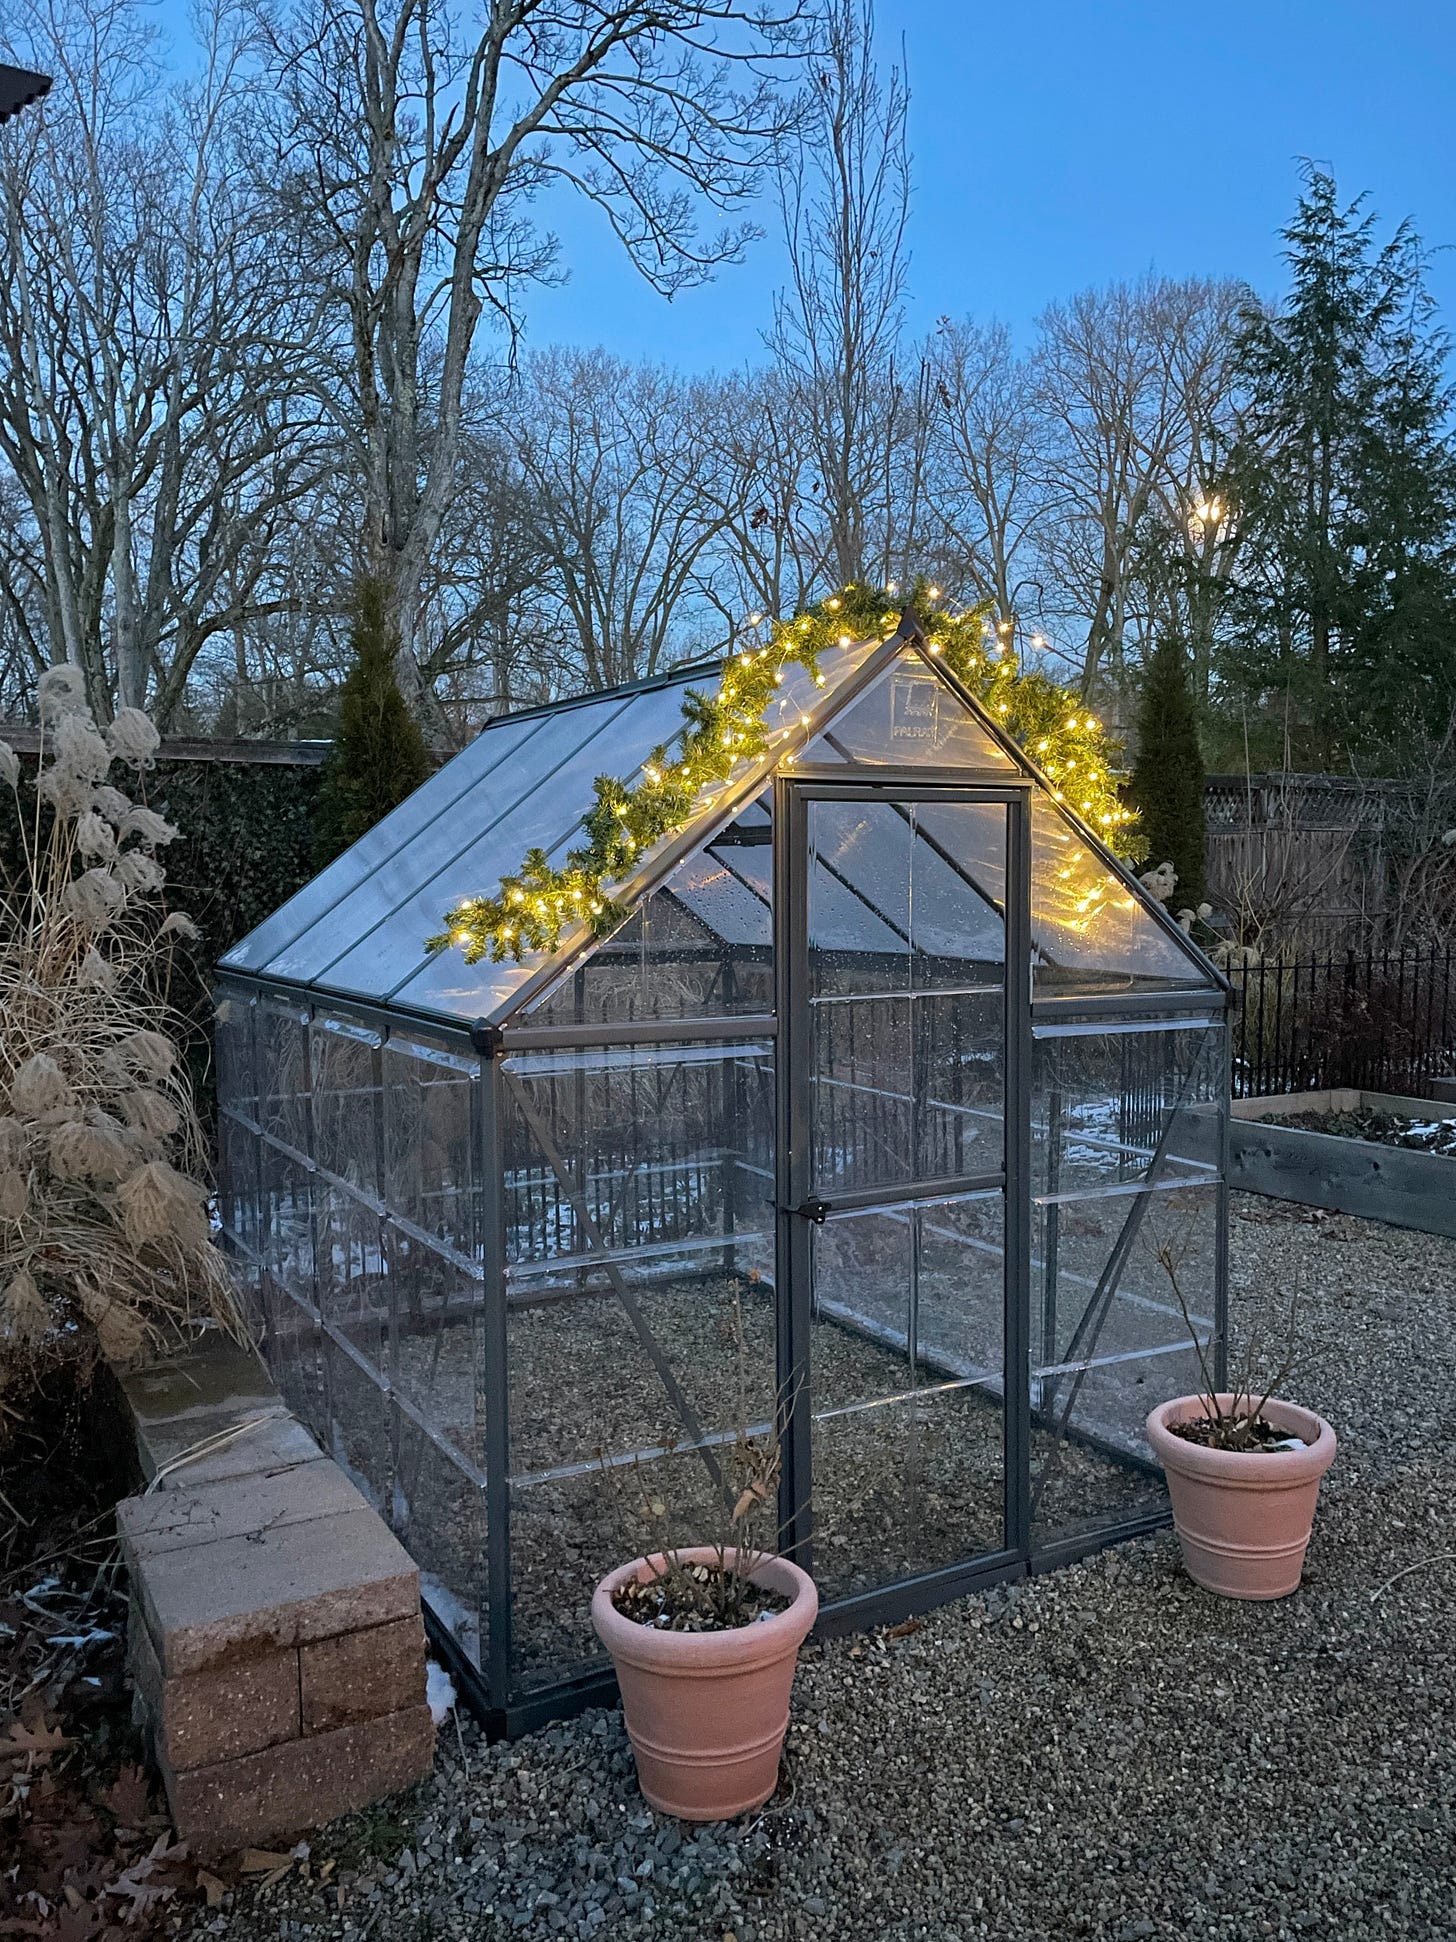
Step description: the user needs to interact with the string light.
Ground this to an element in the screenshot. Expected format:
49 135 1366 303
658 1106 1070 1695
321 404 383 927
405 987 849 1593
427 578 1140 964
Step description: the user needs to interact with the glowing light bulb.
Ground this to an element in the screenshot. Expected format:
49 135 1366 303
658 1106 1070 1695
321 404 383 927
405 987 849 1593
928 586 942 600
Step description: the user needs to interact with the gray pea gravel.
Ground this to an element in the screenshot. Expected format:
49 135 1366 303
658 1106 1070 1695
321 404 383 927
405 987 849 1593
179 1197 1456 1941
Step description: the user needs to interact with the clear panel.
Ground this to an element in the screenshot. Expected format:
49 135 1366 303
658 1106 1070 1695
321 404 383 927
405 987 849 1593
501 1038 776 1691
806 656 1016 769
265 697 636 991
808 798 1007 1193
323 1330 396 1515
360 681 707 1010
310 1015 380 1196
809 1194 1005 1598
393 1404 486 1669
1031 1182 1218 1548
523 798 775 1027
1031 1018 1225 1200
264 1274 325 1437
501 1040 774 1281
220 709 546 976
1032 797 1215 995
217 1112 261 1260
260 1142 314 1294
314 1183 389 1371
381 1034 480 1260
214 987 257 1122
255 1000 311 1156
386 1224 482 1466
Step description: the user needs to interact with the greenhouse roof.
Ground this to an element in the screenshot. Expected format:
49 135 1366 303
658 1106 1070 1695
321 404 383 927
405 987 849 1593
220 621 1221 1027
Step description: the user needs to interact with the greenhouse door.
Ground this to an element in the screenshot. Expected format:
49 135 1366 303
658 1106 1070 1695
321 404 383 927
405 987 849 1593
774 778 1032 1619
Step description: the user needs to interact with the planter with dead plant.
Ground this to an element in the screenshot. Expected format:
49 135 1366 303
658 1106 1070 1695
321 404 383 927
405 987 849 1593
1146 1236 1336 1599
589 1295 816 1821
0 671 239 1428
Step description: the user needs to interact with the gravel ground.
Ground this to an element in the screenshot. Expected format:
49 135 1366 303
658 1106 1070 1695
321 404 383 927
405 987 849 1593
177 1197 1456 1942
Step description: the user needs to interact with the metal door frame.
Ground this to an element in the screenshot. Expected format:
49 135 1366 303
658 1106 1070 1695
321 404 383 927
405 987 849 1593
773 775 1034 1623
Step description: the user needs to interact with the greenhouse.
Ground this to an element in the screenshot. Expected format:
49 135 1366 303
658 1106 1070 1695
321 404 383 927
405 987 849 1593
214 612 1230 1734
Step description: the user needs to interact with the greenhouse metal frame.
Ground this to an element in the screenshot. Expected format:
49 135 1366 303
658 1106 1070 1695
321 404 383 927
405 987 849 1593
215 613 1231 1735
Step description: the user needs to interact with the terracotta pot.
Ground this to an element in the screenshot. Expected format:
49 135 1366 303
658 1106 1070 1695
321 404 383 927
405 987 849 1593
591 1547 818 1821
1147 1393 1337 1600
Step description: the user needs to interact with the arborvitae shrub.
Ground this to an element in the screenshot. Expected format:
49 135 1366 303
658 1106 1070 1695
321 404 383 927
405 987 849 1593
1129 637 1207 910
314 577 431 868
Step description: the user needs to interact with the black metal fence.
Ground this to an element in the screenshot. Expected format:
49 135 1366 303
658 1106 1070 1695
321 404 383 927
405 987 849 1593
1230 947 1456 1098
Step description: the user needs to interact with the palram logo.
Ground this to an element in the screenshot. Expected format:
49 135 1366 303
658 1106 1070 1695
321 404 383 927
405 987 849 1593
890 673 940 745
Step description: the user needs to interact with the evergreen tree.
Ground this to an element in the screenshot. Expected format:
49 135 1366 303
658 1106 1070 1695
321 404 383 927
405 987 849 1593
1217 166 1456 767
314 577 431 867
1129 637 1206 910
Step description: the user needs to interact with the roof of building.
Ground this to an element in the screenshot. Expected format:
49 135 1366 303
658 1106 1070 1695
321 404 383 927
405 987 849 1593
0 64 52 123
220 624 1220 1029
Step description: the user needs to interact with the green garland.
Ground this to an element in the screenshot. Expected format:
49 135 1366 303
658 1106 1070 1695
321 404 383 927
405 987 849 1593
427 583 1143 965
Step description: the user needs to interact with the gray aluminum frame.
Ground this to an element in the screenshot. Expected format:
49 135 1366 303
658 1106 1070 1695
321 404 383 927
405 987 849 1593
215 614 1233 1740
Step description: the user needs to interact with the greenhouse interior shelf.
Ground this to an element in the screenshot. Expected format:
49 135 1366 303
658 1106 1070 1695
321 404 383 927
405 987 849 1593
214 613 1231 1736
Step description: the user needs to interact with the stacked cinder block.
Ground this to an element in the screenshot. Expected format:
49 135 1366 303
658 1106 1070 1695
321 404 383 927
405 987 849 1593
114 1337 435 1854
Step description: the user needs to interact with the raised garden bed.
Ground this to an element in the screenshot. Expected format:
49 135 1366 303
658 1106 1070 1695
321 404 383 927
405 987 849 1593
1228 1087 1456 1237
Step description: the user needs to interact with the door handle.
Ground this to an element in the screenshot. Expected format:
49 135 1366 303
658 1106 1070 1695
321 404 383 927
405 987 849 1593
793 1197 832 1224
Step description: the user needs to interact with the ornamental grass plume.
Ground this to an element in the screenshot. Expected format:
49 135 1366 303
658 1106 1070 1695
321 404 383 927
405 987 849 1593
0 697 238 1425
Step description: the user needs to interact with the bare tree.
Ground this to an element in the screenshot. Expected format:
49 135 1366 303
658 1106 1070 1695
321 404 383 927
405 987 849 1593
261 0 803 718
922 316 1045 630
0 0 327 725
508 348 743 689
1032 276 1241 703
765 0 911 594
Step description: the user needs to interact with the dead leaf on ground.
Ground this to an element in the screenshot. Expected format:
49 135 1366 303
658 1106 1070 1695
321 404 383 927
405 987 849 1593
194 1872 226 1910
1 1714 69 1761
238 1849 295 1875
96 1768 150 1828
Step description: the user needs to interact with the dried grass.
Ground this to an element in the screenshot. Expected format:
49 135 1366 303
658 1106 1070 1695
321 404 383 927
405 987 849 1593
0 700 240 1421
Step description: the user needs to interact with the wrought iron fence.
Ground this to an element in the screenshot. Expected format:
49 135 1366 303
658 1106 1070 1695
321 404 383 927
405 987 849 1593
1230 947 1456 1098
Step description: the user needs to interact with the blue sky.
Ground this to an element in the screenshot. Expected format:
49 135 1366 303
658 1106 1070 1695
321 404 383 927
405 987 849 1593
523 0 1456 369
148 0 1455 370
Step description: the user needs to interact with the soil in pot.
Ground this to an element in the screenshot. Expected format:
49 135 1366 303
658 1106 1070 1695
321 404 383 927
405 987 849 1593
1169 1412 1309 1453
612 1560 792 1633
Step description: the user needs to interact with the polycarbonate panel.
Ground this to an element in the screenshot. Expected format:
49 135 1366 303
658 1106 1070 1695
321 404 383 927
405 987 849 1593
1031 1182 1217 1548
381 1033 480 1261
309 1014 380 1196
1032 796 1216 994
255 1000 311 1156
289 688 671 998
1031 1017 1224 1200
523 796 774 1026
214 987 257 1120
809 1195 1006 1598
808 798 1007 1192
378 681 705 1013
807 655 1016 769
265 1275 325 1435
314 1182 389 1370
507 1259 776 1691
393 1404 486 1668
500 1040 774 1277
220 708 546 975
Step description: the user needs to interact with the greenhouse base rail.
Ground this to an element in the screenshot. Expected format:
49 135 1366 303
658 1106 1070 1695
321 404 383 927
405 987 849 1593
424 1496 1175 1743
